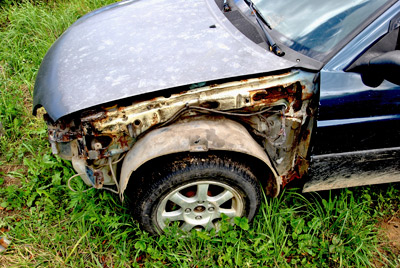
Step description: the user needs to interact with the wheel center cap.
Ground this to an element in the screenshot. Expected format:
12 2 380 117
194 206 206 213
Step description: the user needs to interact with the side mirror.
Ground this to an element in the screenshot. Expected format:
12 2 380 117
369 50 400 85
360 50 400 87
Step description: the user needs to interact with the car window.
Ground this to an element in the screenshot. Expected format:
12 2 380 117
254 0 393 61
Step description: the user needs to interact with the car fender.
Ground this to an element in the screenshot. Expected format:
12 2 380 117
119 118 280 198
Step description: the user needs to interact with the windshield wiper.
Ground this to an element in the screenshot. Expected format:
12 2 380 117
245 0 285 57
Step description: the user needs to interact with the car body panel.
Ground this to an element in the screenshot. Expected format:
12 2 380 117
304 147 400 192
33 0 295 121
46 70 317 194
33 0 400 199
316 2 400 154
304 2 400 191
119 118 281 199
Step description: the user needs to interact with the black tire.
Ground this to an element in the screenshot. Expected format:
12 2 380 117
128 153 262 234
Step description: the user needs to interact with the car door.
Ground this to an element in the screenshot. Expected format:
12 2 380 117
314 6 400 155
303 3 400 192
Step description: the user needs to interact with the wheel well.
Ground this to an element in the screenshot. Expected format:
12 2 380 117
126 151 278 198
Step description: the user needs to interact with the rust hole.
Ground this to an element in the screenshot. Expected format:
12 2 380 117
200 101 220 109
90 136 112 150
252 91 269 101
134 119 141 126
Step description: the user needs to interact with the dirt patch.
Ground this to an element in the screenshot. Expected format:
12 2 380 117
0 165 26 175
0 165 27 218
20 84 33 112
0 164 26 188
379 213 400 255
0 207 22 219
1 177 22 188
373 212 400 267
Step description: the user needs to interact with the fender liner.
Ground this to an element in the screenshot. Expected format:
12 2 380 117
120 118 281 197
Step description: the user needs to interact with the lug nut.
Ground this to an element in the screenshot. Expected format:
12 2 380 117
208 207 215 212
195 216 202 220
185 208 191 213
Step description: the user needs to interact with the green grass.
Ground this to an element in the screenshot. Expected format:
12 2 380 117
1 1 400 267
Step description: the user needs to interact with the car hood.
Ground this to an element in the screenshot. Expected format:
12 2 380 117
33 0 296 121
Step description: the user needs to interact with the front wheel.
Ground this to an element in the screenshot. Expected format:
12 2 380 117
129 153 262 234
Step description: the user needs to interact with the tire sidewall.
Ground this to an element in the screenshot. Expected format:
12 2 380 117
136 161 261 234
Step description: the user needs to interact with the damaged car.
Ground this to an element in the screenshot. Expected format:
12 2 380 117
33 0 400 234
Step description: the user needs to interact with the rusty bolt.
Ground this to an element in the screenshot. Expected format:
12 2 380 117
93 142 102 150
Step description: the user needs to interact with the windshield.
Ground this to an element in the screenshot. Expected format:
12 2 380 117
253 0 392 61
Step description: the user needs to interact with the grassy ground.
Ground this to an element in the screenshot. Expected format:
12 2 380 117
0 0 399 267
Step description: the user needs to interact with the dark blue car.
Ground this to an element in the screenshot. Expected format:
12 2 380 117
33 0 400 233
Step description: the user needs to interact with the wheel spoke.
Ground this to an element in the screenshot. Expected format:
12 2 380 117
169 192 193 207
195 184 209 201
181 222 195 232
219 208 236 218
209 190 233 206
161 210 184 222
154 179 248 234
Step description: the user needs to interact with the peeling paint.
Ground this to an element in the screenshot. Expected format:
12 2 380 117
45 70 317 194
32 0 297 122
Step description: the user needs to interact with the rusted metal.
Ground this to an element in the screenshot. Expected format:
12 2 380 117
44 70 317 196
281 156 309 187
119 117 281 198
93 170 104 189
